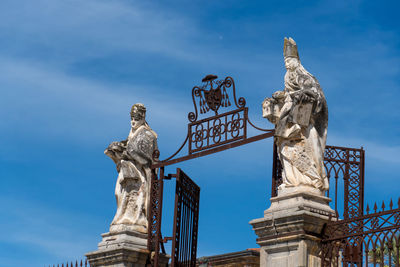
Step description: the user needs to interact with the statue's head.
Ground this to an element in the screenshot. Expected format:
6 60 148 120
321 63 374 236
130 103 146 127
283 37 300 71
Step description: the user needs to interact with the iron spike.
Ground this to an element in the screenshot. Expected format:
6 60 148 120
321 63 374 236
382 201 385 211
390 199 393 210
374 202 378 213
366 204 370 214
398 197 400 208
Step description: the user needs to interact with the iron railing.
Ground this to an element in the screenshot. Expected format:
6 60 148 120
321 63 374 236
47 259 90 267
321 199 400 267
272 145 365 220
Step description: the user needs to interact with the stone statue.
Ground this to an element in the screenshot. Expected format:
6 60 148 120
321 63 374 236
263 37 329 194
104 103 158 233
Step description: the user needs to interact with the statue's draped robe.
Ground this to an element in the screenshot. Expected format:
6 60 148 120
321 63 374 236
274 68 329 192
110 124 158 233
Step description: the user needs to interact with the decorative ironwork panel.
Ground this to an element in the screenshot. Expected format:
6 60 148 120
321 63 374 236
148 168 164 266
321 199 400 267
324 145 365 220
151 75 273 168
187 75 248 154
189 108 247 154
171 168 200 267
188 75 245 122
272 145 365 220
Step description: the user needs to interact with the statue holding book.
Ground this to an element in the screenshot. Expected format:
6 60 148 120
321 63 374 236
104 103 158 233
263 38 329 194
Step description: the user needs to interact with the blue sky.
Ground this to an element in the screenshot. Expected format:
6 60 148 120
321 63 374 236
1 0 400 266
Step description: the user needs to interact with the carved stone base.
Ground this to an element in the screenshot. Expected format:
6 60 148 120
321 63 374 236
250 191 335 267
86 231 170 267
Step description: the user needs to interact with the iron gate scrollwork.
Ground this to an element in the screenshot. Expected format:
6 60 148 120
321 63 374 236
148 75 275 266
321 199 400 267
272 144 365 220
171 168 200 267
151 75 274 168
147 167 166 267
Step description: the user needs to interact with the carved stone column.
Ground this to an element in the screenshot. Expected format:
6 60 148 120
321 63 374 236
250 190 335 267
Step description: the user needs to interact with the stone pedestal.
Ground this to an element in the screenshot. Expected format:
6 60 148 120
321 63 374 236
86 231 169 267
250 190 335 267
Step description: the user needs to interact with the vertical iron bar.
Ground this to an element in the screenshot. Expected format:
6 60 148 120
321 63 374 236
186 191 191 266
192 187 200 266
344 149 350 219
180 187 186 265
225 111 227 143
184 191 190 266
188 195 194 267
244 108 248 139
184 193 190 267
271 143 277 198
207 120 209 147
335 175 338 217
188 125 192 154
360 148 365 267
154 167 164 267
171 169 181 267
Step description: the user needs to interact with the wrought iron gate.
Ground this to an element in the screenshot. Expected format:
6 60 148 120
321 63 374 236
171 168 200 267
147 167 200 267
147 75 275 266
272 145 365 220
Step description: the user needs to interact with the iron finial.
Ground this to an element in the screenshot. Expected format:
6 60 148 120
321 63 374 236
201 74 218 82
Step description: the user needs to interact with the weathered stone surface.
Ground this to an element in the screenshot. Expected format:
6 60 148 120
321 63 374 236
198 249 260 267
104 103 158 234
86 230 170 266
250 191 335 267
86 231 149 267
86 104 162 267
262 37 329 195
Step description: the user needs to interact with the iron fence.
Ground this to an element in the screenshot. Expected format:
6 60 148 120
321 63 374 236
272 145 365 220
321 199 400 267
47 259 90 267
